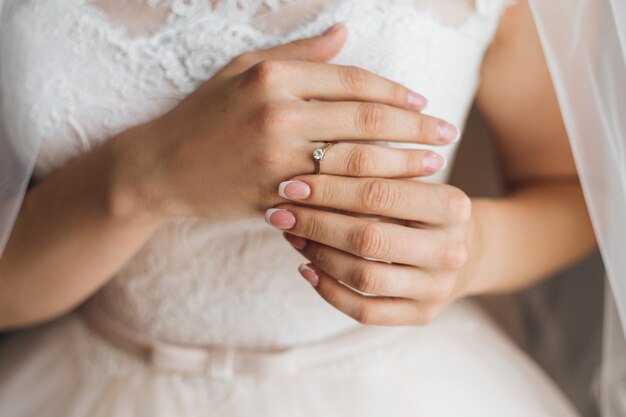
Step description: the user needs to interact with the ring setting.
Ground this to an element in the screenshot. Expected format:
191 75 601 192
313 143 333 174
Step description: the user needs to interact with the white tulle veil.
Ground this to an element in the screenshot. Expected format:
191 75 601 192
529 0 626 415
0 0 37 257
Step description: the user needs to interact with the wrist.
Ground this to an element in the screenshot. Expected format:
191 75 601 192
102 123 168 226
458 198 493 297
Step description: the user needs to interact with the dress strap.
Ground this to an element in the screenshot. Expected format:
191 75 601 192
79 300 410 377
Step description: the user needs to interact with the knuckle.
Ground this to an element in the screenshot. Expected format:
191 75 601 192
404 150 421 175
360 179 400 212
301 214 326 241
230 52 257 71
338 65 369 93
355 103 387 136
288 39 317 60
352 264 385 294
350 222 391 258
254 102 292 135
245 60 285 88
316 178 339 206
353 305 380 325
416 306 438 326
254 141 281 166
321 285 341 308
308 245 331 267
391 83 409 105
420 116 439 142
345 147 374 177
438 242 468 269
444 188 472 223
413 115 425 138
431 278 455 301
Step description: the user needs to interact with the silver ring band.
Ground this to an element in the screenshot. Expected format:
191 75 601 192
313 143 333 175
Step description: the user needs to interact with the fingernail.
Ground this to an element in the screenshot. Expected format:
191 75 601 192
278 181 311 200
423 152 446 174
407 92 427 110
265 208 296 230
298 264 319 287
323 23 345 36
437 121 459 143
284 233 307 250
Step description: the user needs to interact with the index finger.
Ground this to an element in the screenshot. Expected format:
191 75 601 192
285 61 427 111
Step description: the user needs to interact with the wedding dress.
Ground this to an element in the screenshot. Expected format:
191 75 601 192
0 1 582 416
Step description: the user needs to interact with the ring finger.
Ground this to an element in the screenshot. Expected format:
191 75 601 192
300 142 446 178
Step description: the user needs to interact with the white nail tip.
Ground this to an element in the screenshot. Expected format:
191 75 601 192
265 208 281 224
278 181 296 199
298 264 320 287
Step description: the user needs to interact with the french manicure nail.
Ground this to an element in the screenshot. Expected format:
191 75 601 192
298 264 319 287
323 23 345 36
284 233 307 250
423 152 446 174
407 92 427 110
278 181 311 200
437 121 459 143
265 208 296 230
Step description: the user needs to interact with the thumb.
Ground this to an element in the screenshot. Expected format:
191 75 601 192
261 23 348 62
223 23 347 75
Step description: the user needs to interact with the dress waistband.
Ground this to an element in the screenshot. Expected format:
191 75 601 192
79 301 410 377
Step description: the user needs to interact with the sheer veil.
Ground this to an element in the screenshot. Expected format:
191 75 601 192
0 0 37 257
529 0 626 414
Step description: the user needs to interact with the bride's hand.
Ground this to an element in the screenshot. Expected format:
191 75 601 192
124 24 456 221
265 176 479 326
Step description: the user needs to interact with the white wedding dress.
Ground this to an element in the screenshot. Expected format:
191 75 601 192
0 1 582 416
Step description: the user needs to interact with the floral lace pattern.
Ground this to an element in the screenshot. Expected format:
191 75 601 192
0 0 511 351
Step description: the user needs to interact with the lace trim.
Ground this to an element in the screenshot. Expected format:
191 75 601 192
88 0 512 40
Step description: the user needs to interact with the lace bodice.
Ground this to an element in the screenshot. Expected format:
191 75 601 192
0 0 510 348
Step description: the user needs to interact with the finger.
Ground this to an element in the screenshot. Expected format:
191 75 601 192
301 101 458 144
298 264 435 326
294 143 445 178
219 23 348 76
257 24 347 62
279 61 427 111
286 235 437 299
266 206 465 269
278 177 471 225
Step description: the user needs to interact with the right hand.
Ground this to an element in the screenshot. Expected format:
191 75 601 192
130 24 458 221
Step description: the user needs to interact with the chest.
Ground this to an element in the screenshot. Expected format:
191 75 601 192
0 0 500 178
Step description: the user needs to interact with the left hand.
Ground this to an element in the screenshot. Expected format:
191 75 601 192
264 175 481 326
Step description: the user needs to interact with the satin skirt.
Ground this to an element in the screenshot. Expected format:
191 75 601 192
0 300 580 417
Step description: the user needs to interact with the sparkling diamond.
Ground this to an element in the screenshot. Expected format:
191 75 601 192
313 148 325 160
